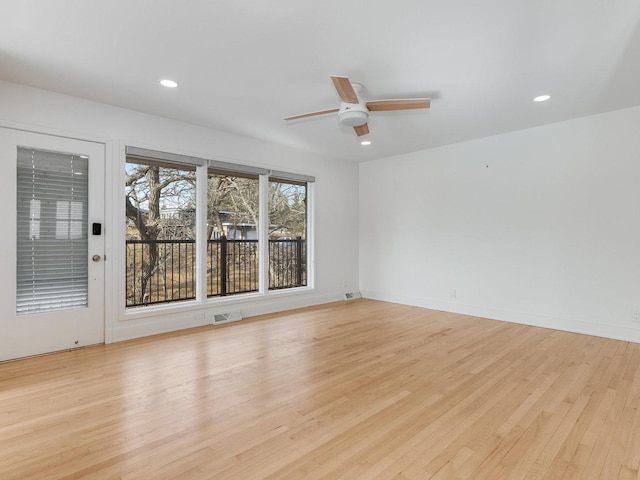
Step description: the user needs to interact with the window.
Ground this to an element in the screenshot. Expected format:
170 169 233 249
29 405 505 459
125 157 196 307
268 178 307 289
207 169 259 296
124 147 313 309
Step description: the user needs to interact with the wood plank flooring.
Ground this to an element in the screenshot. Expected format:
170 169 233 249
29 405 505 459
1 299 640 479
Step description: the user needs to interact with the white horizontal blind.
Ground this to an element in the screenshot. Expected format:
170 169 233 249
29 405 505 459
269 170 315 184
16 147 89 314
125 146 269 176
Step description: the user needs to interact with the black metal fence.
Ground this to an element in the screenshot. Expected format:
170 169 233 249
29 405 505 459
125 236 306 307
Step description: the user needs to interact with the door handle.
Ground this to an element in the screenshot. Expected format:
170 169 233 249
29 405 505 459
92 255 102 262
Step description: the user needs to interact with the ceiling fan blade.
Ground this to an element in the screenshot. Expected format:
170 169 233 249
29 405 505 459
283 108 339 121
353 123 369 137
366 98 431 111
331 76 359 104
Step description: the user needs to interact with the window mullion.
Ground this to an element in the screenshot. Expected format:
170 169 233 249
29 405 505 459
195 164 208 303
306 181 314 289
258 174 269 294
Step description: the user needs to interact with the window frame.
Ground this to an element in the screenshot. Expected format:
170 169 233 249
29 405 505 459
122 146 314 316
267 177 309 291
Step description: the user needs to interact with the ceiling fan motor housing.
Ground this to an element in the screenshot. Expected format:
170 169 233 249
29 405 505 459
338 103 369 127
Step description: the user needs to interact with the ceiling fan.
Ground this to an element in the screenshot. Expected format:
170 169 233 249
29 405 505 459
284 75 431 137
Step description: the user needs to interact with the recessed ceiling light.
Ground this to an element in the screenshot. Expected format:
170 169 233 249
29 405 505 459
360 140 371 146
160 79 178 88
533 94 550 102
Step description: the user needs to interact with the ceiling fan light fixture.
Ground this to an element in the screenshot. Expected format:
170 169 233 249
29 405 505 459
338 104 369 127
360 139 372 146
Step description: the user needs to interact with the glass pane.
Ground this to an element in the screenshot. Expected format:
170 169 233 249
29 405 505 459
125 158 196 307
207 171 259 296
16 148 88 314
268 180 307 290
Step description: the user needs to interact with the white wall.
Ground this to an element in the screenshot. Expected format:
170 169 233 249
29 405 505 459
0 80 359 343
360 105 640 342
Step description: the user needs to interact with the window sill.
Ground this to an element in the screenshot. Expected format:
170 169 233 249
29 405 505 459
122 286 316 321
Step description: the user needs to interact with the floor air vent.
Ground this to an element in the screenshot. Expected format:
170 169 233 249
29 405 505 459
212 312 243 325
344 291 362 301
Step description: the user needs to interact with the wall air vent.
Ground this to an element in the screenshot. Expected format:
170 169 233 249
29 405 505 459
344 291 362 301
212 312 243 325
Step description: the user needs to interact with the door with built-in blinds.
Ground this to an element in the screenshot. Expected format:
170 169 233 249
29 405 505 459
0 128 105 361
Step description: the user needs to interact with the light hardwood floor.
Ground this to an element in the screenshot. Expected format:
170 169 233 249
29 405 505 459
1 299 640 479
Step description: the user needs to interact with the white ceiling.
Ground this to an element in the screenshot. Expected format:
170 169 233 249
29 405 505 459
2 1 640 162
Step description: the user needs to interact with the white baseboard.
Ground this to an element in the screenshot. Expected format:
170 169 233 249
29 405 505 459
361 290 640 344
